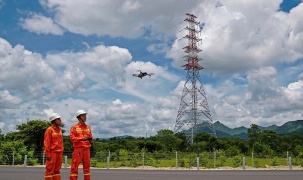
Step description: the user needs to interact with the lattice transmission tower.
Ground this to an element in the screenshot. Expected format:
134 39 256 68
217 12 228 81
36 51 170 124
174 13 216 143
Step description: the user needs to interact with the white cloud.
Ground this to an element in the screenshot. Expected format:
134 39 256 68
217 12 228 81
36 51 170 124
32 0 303 74
20 14 64 35
1 0 303 138
167 0 303 74
112 99 122 105
45 44 133 94
43 108 55 118
46 45 132 74
118 0 142 14
121 61 180 102
283 80 303 102
0 121 4 129
285 3 303 55
0 90 21 108
207 65 303 128
0 38 56 101
39 0 190 38
30 0 303 73
0 37 181 137
247 66 278 90
45 64 86 100
147 43 170 55
0 37 12 56
171 81 185 97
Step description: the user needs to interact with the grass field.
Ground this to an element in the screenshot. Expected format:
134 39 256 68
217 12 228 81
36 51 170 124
88 156 303 169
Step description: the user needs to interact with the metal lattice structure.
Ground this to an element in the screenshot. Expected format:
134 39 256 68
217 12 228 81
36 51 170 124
174 13 216 143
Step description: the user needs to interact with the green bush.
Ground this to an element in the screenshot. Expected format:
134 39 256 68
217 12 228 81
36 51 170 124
254 159 260 168
205 159 213 169
90 159 97 167
25 150 38 166
232 156 242 168
271 157 279 166
218 153 226 167
179 159 185 167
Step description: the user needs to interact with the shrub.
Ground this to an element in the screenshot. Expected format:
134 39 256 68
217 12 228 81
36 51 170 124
179 159 185 167
90 159 97 167
271 157 279 166
218 153 226 167
254 159 260 168
232 156 242 168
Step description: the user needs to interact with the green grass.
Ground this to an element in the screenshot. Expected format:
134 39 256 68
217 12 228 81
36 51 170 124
74 156 302 169
223 157 288 168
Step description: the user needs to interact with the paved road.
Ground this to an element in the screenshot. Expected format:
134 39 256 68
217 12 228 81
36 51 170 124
0 166 302 180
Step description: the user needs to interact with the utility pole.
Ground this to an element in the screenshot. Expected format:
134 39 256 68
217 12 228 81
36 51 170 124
174 13 216 143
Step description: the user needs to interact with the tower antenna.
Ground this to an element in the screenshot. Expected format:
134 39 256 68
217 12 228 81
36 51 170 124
174 13 216 144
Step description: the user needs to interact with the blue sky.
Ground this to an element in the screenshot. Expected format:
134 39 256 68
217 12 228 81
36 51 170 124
0 0 303 138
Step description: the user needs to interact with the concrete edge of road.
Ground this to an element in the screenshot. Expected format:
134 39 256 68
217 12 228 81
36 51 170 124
1 165 303 171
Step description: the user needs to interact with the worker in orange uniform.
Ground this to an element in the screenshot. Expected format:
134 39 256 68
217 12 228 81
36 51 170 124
44 113 64 180
70 110 93 180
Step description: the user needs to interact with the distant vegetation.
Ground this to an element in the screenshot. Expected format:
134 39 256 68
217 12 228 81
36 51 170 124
0 120 303 167
196 120 303 139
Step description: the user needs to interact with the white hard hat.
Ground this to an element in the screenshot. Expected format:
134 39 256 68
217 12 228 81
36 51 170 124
49 113 61 122
76 110 87 117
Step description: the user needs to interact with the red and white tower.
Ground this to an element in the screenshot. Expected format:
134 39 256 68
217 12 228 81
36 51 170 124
174 13 216 143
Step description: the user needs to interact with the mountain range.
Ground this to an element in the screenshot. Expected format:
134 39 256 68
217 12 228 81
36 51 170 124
100 120 303 140
186 120 303 139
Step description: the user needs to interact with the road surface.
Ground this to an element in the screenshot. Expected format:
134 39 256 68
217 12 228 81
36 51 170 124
0 166 302 180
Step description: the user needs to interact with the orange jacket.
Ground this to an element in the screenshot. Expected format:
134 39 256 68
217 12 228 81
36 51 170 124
70 122 93 149
44 125 64 156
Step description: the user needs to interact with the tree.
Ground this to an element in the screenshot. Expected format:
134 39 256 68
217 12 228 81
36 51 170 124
194 132 212 142
193 132 218 151
16 120 51 152
137 140 163 152
247 124 261 146
0 129 4 141
252 142 273 156
293 145 303 157
237 141 249 154
63 136 73 152
0 140 30 165
175 132 189 152
259 130 280 152
4 131 23 141
155 129 179 151
190 141 208 152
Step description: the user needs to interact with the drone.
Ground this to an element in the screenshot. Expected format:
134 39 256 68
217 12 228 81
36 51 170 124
132 70 154 79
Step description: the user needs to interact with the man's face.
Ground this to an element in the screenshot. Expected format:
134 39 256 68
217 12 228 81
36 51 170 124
79 114 87 122
54 118 62 126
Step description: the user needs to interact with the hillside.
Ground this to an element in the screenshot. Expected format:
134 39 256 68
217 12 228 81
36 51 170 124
184 120 303 139
275 120 303 135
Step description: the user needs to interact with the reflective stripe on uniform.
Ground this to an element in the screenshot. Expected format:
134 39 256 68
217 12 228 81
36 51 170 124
70 174 78 177
44 175 53 178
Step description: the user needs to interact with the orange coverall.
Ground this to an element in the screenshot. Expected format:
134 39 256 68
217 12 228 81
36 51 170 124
44 125 64 180
69 122 93 180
